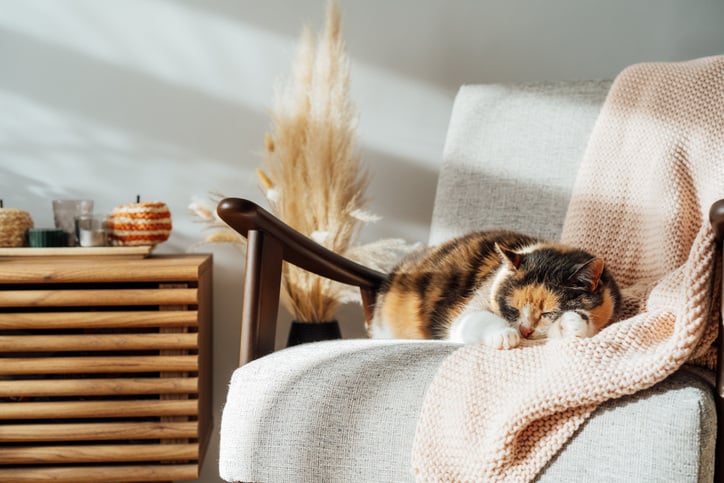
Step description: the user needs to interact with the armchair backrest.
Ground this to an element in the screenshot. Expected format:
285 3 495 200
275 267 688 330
429 81 611 246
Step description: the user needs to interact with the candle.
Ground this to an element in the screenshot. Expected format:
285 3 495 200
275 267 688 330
75 214 109 247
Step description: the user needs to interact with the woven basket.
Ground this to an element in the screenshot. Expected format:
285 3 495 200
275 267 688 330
0 208 34 247
107 201 172 246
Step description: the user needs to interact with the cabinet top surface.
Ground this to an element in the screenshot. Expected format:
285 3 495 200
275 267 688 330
0 254 212 283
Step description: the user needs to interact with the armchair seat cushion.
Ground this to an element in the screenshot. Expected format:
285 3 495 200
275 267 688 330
219 339 715 482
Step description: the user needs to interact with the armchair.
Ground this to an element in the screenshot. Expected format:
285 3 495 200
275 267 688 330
219 79 724 482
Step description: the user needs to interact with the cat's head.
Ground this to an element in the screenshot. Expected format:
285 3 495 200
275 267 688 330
490 242 620 340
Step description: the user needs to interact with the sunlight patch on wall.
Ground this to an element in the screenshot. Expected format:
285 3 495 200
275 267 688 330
352 63 452 168
0 0 452 167
0 90 253 226
0 0 286 112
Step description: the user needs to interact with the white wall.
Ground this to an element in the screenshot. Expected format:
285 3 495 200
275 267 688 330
0 1 721 481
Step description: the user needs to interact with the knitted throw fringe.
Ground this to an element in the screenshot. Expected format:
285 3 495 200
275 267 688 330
411 55 724 482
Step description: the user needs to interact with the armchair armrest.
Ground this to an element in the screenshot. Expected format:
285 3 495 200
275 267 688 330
217 197 386 365
711 198 724 243
711 198 724 483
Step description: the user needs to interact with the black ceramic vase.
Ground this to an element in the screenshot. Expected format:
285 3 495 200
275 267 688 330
286 320 342 347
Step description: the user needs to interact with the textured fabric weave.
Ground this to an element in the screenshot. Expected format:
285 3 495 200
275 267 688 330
536 368 715 483
218 342 715 482
412 56 724 482
219 339 459 483
429 80 610 246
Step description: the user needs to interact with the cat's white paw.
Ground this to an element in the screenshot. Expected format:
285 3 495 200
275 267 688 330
483 327 521 350
448 310 519 349
549 311 592 339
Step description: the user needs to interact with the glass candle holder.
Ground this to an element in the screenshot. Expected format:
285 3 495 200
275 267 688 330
75 214 109 247
52 199 93 246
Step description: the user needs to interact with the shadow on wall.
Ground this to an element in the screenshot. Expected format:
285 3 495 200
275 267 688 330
0 167 57 220
362 146 440 243
0 24 270 255
179 0 724 90
0 26 262 165
0 21 443 247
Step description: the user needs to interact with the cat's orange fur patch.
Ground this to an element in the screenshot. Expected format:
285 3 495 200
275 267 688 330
543 242 578 253
509 284 559 313
589 288 616 331
380 291 428 338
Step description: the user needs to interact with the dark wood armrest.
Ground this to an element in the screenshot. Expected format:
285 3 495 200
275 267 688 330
217 197 386 365
711 199 724 482
711 199 724 243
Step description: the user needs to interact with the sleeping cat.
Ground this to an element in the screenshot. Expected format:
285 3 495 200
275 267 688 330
369 230 620 349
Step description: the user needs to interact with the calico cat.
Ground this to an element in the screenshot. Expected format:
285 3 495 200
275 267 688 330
370 230 620 349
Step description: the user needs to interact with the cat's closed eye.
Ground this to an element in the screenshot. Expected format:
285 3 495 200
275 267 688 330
541 311 561 320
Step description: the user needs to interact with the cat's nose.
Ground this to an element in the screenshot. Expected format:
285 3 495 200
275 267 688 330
519 325 534 338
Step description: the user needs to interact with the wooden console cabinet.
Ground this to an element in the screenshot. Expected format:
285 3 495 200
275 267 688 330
0 254 212 482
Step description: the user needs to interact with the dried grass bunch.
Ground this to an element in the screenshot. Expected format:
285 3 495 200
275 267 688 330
190 0 418 322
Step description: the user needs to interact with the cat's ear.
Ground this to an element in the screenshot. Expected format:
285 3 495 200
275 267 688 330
495 243 522 270
569 257 604 291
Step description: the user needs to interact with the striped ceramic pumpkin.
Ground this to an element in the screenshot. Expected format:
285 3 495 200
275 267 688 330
108 201 172 246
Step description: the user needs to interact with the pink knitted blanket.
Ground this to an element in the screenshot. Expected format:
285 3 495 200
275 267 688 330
412 56 724 482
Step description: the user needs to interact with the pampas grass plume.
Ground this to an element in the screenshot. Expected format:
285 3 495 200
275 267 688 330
190 0 418 324
260 0 371 322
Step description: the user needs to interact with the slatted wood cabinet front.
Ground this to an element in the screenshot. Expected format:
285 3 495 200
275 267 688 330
0 254 212 482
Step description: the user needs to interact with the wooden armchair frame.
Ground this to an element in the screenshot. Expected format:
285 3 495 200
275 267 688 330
217 197 385 366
